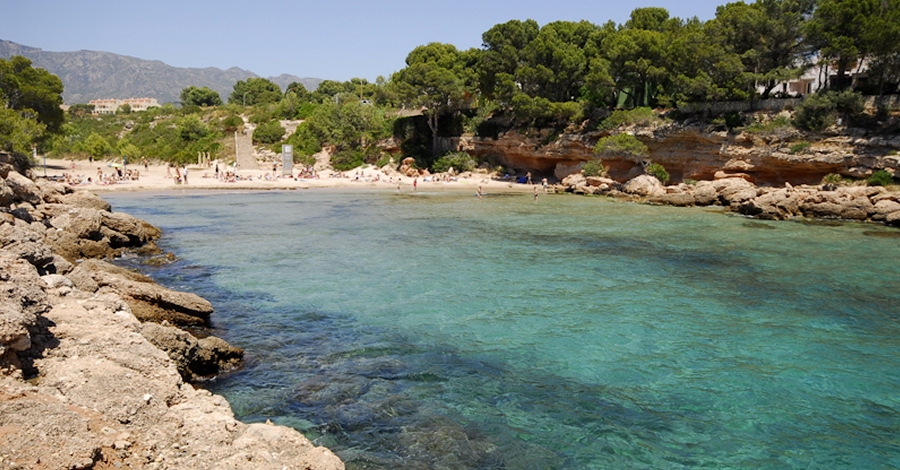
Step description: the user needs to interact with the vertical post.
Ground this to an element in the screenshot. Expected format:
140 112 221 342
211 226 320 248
234 131 239 165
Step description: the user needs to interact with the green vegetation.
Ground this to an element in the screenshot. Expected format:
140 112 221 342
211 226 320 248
821 173 844 187
789 141 812 154
0 56 64 167
432 151 477 174
794 90 866 131
646 162 670 184
252 121 286 145
582 159 608 177
598 107 660 131
593 133 649 160
867 169 895 187
180 86 223 107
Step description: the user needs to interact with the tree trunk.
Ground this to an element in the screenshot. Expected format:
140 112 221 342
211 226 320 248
427 111 439 157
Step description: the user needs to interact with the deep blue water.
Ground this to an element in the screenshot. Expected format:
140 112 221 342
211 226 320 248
104 189 900 469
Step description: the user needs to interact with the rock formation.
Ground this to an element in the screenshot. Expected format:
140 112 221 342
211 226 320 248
557 172 900 227
0 166 344 469
448 119 900 186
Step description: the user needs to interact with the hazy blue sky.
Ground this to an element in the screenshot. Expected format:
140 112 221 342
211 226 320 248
3 0 727 82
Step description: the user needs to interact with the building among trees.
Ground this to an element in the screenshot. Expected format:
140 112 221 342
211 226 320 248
89 97 159 114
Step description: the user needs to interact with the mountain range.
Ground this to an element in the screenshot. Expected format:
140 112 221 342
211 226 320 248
0 39 323 105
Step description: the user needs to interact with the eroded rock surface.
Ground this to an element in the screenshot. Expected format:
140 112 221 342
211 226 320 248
0 167 344 470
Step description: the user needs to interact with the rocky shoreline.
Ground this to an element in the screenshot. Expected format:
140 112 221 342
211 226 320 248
557 172 900 227
0 163 344 469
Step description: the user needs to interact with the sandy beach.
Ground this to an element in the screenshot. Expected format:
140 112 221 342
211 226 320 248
37 157 538 194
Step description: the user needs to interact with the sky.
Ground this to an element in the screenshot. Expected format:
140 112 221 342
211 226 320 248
2 0 728 83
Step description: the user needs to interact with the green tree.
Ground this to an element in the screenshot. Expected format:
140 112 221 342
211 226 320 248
478 19 540 101
83 132 112 160
0 106 46 161
806 0 880 90
229 77 282 106
593 133 649 163
252 121 285 144
518 21 595 103
393 43 470 157
707 0 813 98
176 114 209 141
180 86 223 107
0 56 65 134
603 12 672 108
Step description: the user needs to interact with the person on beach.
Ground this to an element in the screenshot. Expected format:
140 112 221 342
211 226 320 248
533 185 539 202
542 177 549 192
526 171 532 185
183 165 188 184
477 185 483 200
413 177 418 191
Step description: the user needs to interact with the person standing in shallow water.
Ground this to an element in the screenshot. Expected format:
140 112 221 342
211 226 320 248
413 177 418 191
533 185 539 202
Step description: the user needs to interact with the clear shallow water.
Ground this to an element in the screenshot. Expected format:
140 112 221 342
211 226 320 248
104 189 900 469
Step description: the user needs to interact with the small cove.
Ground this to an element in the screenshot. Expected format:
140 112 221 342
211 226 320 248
106 189 900 469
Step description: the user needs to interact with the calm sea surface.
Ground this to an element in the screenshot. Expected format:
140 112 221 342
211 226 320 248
104 189 900 470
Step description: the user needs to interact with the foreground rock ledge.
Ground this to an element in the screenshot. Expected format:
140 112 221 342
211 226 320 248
0 166 344 470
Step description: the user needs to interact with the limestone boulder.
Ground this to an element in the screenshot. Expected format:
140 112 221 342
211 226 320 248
561 173 587 188
63 190 112 211
738 189 802 220
689 182 720 206
0 177 14 206
885 211 900 227
800 190 875 220
141 322 244 382
650 191 696 207
70 259 213 326
872 199 900 221
48 206 103 240
35 179 71 202
0 219 55 268
101 211 161 245
624 174 666 197
0 252 49 357
3 171 42 205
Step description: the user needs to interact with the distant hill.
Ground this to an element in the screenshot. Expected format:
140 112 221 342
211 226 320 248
0 40 323 105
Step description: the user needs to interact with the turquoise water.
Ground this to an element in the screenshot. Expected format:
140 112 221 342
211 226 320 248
104 189 900 469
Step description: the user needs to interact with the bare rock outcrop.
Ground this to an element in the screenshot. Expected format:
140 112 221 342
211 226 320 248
70 259 213 326
0 168 345 469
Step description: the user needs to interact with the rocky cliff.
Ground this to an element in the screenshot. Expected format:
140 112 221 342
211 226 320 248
453 117 900 186
0 155 344 469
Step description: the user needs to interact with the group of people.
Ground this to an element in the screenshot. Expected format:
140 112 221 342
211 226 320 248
94 166 141 185
166 164 190 184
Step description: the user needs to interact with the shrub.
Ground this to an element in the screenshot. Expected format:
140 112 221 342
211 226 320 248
582 159 607 177
793 90 864 131
822 173 843 185
867 169 894 187
219 115 244 133
432 151 477 174
646 162 669 185
598 107 659 131
821 173 844 190
793 94 836 131
593 133 649 160
789 141 811 154
253 121 286 144
331 148 364 171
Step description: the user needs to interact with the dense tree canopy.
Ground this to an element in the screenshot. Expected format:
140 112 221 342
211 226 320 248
0 56 65 133
180 86 223 107
392 43 472 156
229 78 282 106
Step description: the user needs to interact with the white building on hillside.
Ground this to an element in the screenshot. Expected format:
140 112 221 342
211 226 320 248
89 97 160 114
